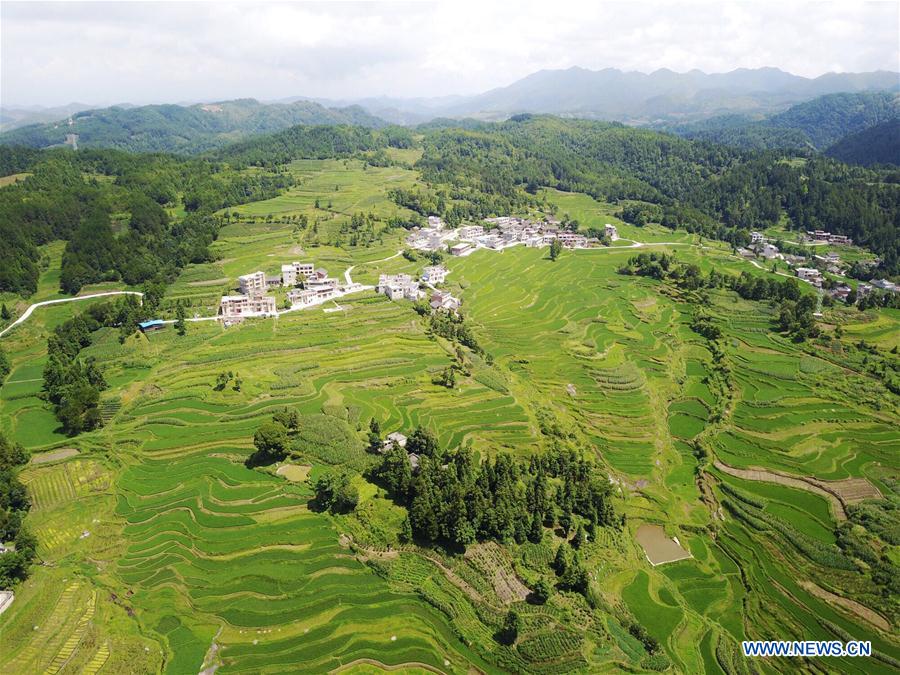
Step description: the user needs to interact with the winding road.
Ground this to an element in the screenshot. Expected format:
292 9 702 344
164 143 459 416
0 291 144 339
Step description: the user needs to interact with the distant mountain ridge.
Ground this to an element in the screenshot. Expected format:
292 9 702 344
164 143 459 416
661 91 900 155
825 119 900 166
435 66 899 122
0 98 389 153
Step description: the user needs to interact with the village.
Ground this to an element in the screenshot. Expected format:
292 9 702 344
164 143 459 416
405 215 619 257
739 229 897 302
132 216 894 337
210 214 612 325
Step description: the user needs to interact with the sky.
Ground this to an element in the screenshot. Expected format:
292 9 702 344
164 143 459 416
2 0 899 108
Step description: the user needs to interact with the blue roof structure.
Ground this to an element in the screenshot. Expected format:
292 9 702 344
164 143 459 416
138 319 166 330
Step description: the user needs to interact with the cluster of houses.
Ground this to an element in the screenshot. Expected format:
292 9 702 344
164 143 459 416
380 432 420 471
407 215 617 257
219 263 340 320
803 230 853 246
376 264 461 312
406 216 454 253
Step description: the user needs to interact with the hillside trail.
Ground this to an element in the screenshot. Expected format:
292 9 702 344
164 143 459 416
344 249 404 286
0 291 144 338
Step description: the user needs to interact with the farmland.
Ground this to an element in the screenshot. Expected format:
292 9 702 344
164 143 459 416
1 157 898 674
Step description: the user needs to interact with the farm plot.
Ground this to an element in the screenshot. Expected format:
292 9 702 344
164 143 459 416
116 454 492 674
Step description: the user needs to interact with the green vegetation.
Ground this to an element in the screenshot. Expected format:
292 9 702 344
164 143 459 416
670 91 899 154
0 118 898 673
0 98 388 153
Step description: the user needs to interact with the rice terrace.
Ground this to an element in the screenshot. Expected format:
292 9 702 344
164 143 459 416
1 5 900 673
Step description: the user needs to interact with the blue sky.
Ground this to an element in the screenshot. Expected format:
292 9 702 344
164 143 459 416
2 0 898 107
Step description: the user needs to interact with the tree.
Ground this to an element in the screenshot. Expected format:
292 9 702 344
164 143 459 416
314 470 359 513
553 543 570 576
0 304 10 321
399 514 413 543
214 371 231 391
498 610 521 645
175 303 186 336
367 418 383 453
528 511 543 543
272 408 300 431
251 421 290 464
56 381 102 435
0 346 10 385
530 578 553 605
232 373 242 392
549 238 562 261
406 426 440 458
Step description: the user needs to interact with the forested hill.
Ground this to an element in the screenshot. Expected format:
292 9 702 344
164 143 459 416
0 99 388 154
666 91 899 154
207 115 899 271
2 115 898 300
0 147 292 296
214 123 416 167
825 119 900 167
408 116 900 271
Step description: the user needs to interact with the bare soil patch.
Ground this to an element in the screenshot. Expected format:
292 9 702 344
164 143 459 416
276 464 311 482
635 523 692 566
713 460 881 520
465 542 529 603
30 447 80 465
799 581 891 632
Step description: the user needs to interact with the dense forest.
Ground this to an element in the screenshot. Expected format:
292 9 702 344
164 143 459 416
666 91 899 157
0 433 35 589
825 120 900 167
0 98 388 154
0 147 291 295
372 427 618 552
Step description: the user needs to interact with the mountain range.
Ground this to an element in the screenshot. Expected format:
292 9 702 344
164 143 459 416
0 98 387 154
2 66 898 160
358 66 900 124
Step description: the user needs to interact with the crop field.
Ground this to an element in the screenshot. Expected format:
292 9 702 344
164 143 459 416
1 162 898 674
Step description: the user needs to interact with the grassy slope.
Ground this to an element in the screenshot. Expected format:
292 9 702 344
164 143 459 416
1 160 898 673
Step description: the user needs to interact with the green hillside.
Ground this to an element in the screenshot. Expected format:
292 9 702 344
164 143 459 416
826 119 900 166
669 91 899 153
0 120 898 674
0 98 388 153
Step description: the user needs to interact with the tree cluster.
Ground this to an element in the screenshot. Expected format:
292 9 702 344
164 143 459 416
0 433 36 590
41 297 144 434
373 430 618 550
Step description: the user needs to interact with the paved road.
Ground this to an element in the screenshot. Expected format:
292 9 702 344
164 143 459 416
0 291 144 339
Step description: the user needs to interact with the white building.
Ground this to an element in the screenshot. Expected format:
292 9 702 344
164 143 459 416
761 243 780 259
450 243 472 256
219 294 277 318
427 215 443 229
605 224 619 241
750 231 765 244
383 432 408 452
377 274 421 301
287 288 318 306
796 267 823 286
458 225 484 240
872 279 898 293
238 271 267 296
421 265 448 284
281 262 315 287
557 232 588 248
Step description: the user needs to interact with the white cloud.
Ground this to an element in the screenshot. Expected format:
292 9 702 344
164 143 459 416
1 0 898 107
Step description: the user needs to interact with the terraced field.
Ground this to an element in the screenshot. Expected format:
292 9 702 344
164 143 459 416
1 165 898 674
